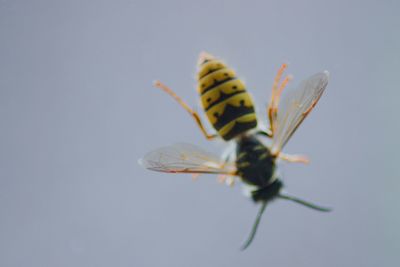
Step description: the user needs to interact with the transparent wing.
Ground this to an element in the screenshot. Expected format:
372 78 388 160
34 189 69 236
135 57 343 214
139 143 236 174
271 71 329 154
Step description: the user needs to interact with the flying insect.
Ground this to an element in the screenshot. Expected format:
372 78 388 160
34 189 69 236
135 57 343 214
140 52 331 250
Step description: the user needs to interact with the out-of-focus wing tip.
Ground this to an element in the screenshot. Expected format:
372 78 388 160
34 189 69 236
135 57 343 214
138 158 144 166
322 70 330 80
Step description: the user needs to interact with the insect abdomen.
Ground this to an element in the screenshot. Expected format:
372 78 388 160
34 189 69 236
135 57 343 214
197 54 257 141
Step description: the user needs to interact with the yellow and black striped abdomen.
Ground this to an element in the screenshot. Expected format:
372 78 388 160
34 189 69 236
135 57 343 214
197 53 257 141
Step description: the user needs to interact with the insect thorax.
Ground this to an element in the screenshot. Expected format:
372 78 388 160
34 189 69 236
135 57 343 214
250 179 283 202
197 58 257 141
235 135 277 189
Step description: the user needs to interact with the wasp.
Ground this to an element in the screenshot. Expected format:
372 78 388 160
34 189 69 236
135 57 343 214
140 52 331 250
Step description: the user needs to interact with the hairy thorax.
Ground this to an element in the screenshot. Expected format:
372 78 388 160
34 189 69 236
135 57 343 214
235 135 276 188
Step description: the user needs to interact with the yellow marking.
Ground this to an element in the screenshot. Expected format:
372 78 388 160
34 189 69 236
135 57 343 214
197 68 236 94
205 93 254 124
236 113 257 123
218 114 257 136
217 119 236 136
258 153 268 160
237 161 250 168
197 60 226 79
200 79 246 110
237 152 247 160
200 86 222 109
254 145 264 151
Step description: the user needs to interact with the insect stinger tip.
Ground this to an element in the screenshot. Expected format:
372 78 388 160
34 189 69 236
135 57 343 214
197 51 215 65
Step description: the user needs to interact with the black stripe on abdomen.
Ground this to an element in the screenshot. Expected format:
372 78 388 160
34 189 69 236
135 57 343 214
201 77 236 95
205 90 246 111
222 120 257 140
213 104 255 131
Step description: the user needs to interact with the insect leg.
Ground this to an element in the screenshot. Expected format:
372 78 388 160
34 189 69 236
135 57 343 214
278 152 310 164
267 64 292 136
154 81 218 140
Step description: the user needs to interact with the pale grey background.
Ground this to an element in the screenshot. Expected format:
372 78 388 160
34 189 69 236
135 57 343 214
1 0 399 266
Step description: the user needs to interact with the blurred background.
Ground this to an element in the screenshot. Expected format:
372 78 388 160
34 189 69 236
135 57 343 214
1 0 399 266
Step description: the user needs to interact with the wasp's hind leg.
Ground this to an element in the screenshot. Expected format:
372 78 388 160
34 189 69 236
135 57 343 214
154 81 218 140
278 152 310 164
267 64 293 136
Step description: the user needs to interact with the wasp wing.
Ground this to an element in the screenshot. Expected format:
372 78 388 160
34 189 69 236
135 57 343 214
139 143 236 174
271 71 329 154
